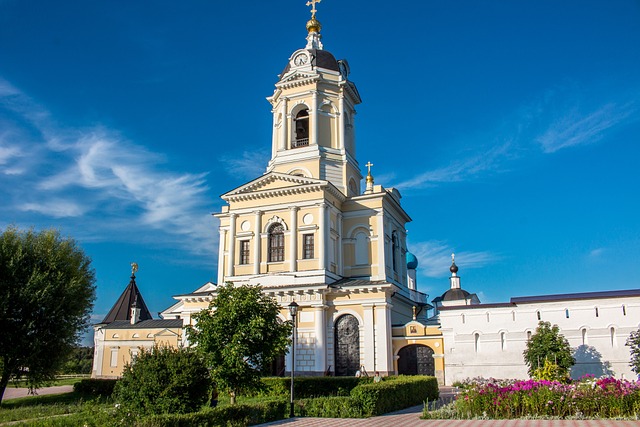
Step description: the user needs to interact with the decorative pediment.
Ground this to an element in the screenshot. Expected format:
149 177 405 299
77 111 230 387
276 70 319 89
222 172 329 202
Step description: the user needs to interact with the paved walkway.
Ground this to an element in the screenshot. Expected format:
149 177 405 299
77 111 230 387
259 387 638 426
2 385 73 401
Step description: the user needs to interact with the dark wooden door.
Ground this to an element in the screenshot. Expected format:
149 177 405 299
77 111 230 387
398 344 435 376
334 314 360 376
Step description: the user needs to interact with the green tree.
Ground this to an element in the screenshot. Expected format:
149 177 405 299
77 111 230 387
187 283 292 404
59 346 94 375
113 345 211 417
523 321 575 379
0 226 96 403
625 328 640 375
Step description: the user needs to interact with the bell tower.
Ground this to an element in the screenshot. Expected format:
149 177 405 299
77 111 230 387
266 3 363 197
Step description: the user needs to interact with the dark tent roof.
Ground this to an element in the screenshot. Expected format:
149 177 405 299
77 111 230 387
101 274 153 324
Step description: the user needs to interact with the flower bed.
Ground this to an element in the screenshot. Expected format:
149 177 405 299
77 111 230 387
428 376 640 419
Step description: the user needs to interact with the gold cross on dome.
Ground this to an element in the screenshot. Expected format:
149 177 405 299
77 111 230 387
306 0 321 17
365 161 374 174
131 262 139 275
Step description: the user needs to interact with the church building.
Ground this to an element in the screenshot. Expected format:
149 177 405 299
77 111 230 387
93 3 639 384
93 3 446 383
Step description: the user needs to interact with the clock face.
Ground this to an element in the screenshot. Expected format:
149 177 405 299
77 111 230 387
294 53 308 66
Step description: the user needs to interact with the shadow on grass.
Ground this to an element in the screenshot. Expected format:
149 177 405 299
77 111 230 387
1 392 109 409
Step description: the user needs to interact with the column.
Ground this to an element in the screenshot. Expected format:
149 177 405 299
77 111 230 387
376 212 386 280
318 203 327 270
313 304 327 374
218 228 227 284
227 213 237 278
375 303 394 374
362 304 375 372
312 91 318 146
253 211 262 275
290 206 298 272
338 95 345 150
280 97 288 150
337 213 343 276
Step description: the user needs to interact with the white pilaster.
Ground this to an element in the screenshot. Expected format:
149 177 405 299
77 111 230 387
313 304 327 373
218 228 227 284
253 211 262 275
312 91 318 146
290 206 299 271
376 212 385 280
227 213 237 278
362 304 375 373
338 95 345 151
337 212 343 276
318 203 327 270
375 303 393 373
280 97 288 150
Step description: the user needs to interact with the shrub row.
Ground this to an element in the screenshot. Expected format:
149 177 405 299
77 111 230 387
295 375 439 418
351 375 439 416
73 379 117 397
255 376 371 398
135 399 288 427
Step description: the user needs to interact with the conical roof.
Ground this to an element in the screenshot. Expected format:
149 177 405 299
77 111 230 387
101 274 152 324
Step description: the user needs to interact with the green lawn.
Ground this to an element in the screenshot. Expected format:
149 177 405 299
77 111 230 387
7 376 89 388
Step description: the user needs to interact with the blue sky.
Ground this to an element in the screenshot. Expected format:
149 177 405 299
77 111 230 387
1 0 639 331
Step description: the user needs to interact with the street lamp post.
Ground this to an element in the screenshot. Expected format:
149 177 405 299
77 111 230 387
288 301 299 418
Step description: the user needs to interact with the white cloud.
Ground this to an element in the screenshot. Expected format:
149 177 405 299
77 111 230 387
393 142 511 190
20 200 88 218
588 247 606 258
536 102 636 153
219 149 269 180
0 77 216 260
408 240 499 278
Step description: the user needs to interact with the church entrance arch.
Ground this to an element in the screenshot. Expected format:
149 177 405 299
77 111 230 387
397 344 435 376
334 314 360 376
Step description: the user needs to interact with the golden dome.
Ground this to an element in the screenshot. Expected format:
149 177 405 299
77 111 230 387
306 16 322 33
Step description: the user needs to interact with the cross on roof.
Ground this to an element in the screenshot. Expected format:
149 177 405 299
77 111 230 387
365 161 374 175
306 0 321 17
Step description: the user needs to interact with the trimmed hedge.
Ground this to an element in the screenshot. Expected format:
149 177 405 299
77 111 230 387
296 396 364 418
256 376 371 398
73 378 118 397
350 375 439 416
295 375 439 418
135 398 288 427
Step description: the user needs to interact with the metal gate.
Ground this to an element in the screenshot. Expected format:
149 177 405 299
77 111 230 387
397 344 435 376
334 314 360 376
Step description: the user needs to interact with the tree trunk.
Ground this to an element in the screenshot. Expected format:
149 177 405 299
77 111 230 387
230 390 236 405
0 366 11 404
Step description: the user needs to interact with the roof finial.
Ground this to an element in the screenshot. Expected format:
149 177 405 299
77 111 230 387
305 0 323 42
365 161 374 193
131 262 138 277
450 253 458 275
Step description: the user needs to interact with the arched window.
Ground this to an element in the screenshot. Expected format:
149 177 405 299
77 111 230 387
527 331 532 341
486 312 490 322
565 309 570 318
293 109 309 147
354 231 369 265
512 311 516 321
461 314 466 324
581 328 588 346
623 305 627 316
474 333 480 353
610 327 616 347
595 307 599 317
536 311 541 321
501 332 507 351
268 224 285 262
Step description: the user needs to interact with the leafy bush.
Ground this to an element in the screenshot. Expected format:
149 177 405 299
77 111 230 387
523 322 574 378
113 346 211 417
350 375 439 416
295 396 363 418
256 376 370 398
136 399 288 427
73 379 117 397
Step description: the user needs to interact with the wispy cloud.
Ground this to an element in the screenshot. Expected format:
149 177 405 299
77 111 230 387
219 149 269 180
393 142 511 190
536 102 636 153
0 77 216 259
588 247 606 258
392 84 639 191
408 240 500 278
